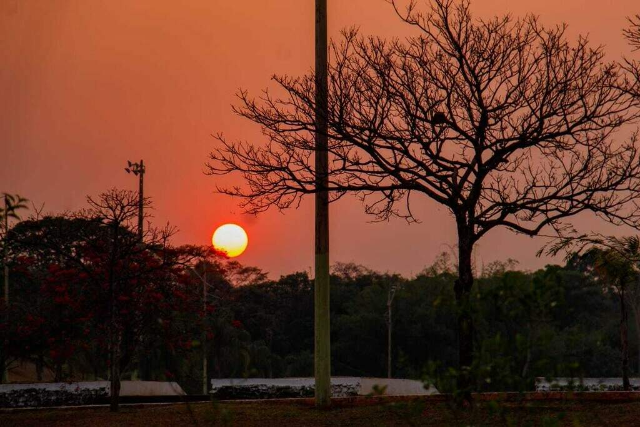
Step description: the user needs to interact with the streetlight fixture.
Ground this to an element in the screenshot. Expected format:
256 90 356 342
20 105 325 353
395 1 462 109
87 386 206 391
125 160 145 242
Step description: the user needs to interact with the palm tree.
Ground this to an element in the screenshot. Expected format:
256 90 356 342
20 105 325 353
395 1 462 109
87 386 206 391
1 193 28 383
547 235 640 390
591 245 636 390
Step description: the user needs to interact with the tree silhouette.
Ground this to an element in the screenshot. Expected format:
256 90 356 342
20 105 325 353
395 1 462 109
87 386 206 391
208 0 640 392
624 15 640 51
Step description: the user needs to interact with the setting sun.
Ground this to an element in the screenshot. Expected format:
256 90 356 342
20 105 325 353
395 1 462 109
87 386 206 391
212 223 248 258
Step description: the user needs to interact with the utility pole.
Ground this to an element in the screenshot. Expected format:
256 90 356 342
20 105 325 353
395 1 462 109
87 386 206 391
2 195 8 383
124 160 145 387
386 283 397 379
314 0 331 408
202 269 208 395
186 263 213 395
125 160 145 242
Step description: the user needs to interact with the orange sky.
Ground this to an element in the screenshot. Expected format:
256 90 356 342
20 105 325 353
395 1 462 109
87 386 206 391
2 0 639 277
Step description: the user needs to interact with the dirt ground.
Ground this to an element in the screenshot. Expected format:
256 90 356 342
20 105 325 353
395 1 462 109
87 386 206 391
4 399 640 427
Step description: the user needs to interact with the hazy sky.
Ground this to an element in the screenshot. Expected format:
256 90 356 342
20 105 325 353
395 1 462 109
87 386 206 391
2 0 639 278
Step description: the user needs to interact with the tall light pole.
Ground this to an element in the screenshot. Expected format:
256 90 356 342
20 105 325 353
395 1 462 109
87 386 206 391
125 160 145 242
125 160 145 385
314 0 331 408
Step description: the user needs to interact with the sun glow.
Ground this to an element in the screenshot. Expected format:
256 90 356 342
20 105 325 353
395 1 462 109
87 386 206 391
212 224 248 258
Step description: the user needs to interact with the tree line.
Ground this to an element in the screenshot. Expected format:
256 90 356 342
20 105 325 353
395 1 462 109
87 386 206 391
4 190 640 401
221 256 640 394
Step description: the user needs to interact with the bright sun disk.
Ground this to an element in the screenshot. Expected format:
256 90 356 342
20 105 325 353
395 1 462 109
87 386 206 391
212 223 248 257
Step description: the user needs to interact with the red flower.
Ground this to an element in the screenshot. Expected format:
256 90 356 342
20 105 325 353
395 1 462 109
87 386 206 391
172 289 187 300
232 320 243 329
150 292 164 302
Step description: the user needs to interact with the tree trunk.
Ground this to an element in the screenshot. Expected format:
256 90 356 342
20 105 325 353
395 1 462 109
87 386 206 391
454 228 475 395
109 331 121 412
620 289 631 391
521 325 533 379
36 353 43 381
110 341 121 411
387 285 394 379
635 308 640 376
55 363 62 382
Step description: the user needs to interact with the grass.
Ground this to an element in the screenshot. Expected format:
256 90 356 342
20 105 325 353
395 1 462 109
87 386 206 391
4 399 640 426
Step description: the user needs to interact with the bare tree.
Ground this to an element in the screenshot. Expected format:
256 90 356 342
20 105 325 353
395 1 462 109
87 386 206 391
208 0 640 391
624 15 640 51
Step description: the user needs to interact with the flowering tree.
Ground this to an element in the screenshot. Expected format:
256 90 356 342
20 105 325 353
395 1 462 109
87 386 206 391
8 190 205 410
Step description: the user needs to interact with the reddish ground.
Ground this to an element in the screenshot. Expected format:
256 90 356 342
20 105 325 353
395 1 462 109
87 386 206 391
4 398 640 426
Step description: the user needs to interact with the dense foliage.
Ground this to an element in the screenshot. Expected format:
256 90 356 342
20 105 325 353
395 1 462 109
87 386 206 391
219 260 628 393
1 194 638 395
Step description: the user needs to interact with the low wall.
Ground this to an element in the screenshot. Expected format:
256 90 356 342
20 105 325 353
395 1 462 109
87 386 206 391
0 381 185 408
360 377 437 396
535 377 640 392
120 381 185 396
0 382 107 408
210 377 435 399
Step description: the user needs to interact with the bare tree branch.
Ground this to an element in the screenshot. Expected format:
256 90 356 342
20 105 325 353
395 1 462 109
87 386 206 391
209 0 640 239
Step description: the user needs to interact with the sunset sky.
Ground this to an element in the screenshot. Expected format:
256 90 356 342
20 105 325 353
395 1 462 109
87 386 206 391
2 0 639 278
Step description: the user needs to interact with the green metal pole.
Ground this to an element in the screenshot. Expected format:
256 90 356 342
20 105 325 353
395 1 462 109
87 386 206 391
314 0 331 408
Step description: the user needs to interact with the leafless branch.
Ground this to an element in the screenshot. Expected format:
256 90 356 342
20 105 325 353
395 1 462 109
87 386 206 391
209 0 640 243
